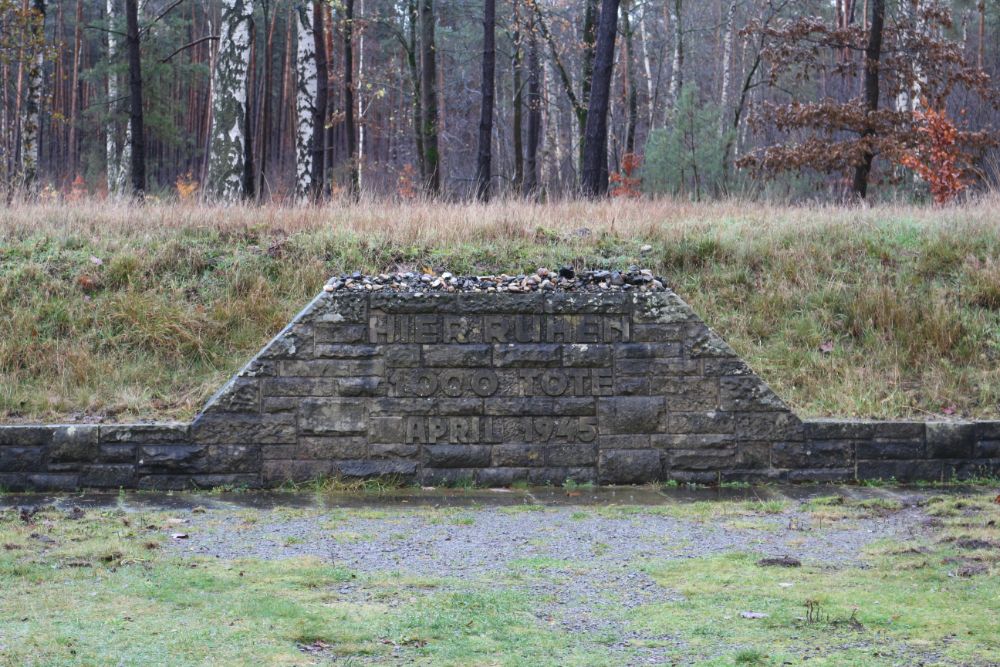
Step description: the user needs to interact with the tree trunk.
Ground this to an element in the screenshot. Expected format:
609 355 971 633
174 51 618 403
344 0 359 198
523 16 541 196
512 0 523 192
356 0 365 192
419 0 440 193
851 0 884 200
475 0 495 201
125 0 145 197
668 0 683 107
243 15 256 201
208 0 252 201
106 0 128 195
580 0 620 197
621 0 637 156
67 0 82 181
638 3 654 126
311 1 328 198
406 0 424 181
719 0 735 132
294 5 316 199
21 0 45 194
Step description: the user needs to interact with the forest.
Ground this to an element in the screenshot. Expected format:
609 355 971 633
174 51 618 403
0 0 998 203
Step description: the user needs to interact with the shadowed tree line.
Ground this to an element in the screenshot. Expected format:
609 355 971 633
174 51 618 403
0 0 997 204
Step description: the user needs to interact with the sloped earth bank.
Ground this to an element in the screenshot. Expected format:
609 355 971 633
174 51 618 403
2 486 998 665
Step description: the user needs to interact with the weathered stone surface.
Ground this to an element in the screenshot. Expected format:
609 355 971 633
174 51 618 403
599 449 661 484
926 422 975 459
424 445 492 468
772 441 851 469
298 399 367 435
598 397 664 434
5 285 996 489
48 426 99 463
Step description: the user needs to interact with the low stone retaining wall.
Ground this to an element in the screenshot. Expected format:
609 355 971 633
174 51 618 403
2 274 998 490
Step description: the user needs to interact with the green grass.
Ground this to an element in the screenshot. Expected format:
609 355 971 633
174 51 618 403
1 199 999 421
0 492 997 665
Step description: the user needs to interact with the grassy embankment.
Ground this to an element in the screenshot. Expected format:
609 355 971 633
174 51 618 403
1 198 998 422
0 492 997 664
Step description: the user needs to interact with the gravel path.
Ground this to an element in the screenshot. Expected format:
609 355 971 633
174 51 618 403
159 494 925 666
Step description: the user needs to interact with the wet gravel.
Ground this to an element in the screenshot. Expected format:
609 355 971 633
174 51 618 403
161 496 926 665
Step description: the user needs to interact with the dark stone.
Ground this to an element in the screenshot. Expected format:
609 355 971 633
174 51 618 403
492 444 544 467
653 377 719 410
310 292 368 323
335 460 418 478
297 437 368 460
546 444 598 467
257 324 314 360
0 447 45 472
422 345 492 367
81 465 136 488
384 345 421 367
661 411 735 434
856 440 925 460
804 420 875 441
424 445 492 468
562 344 612 366
773 441 851 469
598 397 664 434
545 292 629 314
599 449 661 484
138 445 206 473
785 468 854 483
207 379 260 413
26 473 80 491
0 426 53 447
975 441 1000 458
369 443 420 459
337 377 382 397
857 460 944 482
719 377 787 411
926 422 975 459
735 412 804 441
192 414 296 445
100 424 189 444
668 448 736 471
314 344 380 358
493 344 562 367
530 466 596 485
298 399 367 435
476 467 529 487
48 426 100 463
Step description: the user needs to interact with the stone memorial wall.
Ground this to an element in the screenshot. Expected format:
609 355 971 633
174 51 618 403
1 273 998 490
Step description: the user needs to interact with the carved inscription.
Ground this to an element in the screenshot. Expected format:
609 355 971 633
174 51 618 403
404 416 599 443
370 313 629 344
388 368 613 397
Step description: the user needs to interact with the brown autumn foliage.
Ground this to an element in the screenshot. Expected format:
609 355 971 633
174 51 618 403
738 1 997 191
898 107 968 204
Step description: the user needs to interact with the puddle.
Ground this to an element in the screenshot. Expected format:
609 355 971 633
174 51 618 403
0 484 978 512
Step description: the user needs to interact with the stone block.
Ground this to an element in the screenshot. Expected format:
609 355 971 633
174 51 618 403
546 292 629 314
298 399 367 435
631 323 692 343
943 459 1000 480
424 444 492 468
0 426 53 447
280 359 383 377
719 377 787 411
369 443 420 459
0 446 45 471
138 444 206 473
337 377 382 397
785 468 855 483
262 378 339 397
207 379 260 413
546 444 598 467
370 292 458 314
618 358 700 376
335 460 418 478
298 436 367 460
926 422 975 459
856 440 924 460
314 324 367 344
667 447 736 471
48 425 99 463
736 442 771 469
485 398 594 417
493 344 562 367
314 344 379 358
459 292 543 314
311 292 367 323
655 377 719 411
257 324 314 360
615 343 683 359
613 377 649 395
562 344 612 367
476 467 530 487
492 444 544 467
529 466 596 485
804 420 875 440
598 397 664 434
872 422 925 440
688 328 737 358
976 421 1000 440
420 468 479 486
631 292 696 323
661 411 735 434
100 423 189 444
599 434 652 449
975 441 1000 458
857 460 944 482
139 474 260 491
422 345 492 367
599 449 662 484
26 473 80 491
735 412 803 441
773 441 851 469
384 345 421 367
80 465 136 488
369 417 406 444
193 414 296 445
98 444 136 464
702 358 753 376
262 460 336 484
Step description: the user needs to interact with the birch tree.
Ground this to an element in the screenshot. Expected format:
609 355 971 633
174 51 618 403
294 2 316 200
208 0 253 201
21 0 44 194
106 0 130 196
668 0 683 107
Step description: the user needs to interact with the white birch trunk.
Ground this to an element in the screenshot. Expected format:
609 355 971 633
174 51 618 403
294 2 316 200
208 0 252 201
719 0 736 132
638 4 654 126
668 0 683 107
357 0 365 191
22 0 44 193
106 0 130 196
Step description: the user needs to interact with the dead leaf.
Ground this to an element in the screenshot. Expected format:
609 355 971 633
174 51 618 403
819 340 834 354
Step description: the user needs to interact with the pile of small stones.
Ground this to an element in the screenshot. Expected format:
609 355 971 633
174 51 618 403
323 266 667 293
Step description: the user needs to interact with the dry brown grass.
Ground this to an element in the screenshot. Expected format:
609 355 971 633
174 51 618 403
1 197 998 422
